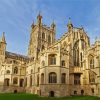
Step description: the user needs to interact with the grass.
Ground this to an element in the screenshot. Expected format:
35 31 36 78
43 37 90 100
0 93 99 100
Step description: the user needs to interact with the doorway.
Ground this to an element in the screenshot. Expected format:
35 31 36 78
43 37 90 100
49 91 55 97
81 90 84 95
14 90 17 93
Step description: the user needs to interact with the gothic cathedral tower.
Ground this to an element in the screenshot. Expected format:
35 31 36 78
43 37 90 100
28 13 56 59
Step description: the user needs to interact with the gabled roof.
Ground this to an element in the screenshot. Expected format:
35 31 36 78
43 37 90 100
5 51 30 60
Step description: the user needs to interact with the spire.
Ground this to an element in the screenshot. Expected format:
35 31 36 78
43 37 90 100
37 11 42 25
68 17 71 24
1 32 6 43
67 17 73 27
31 20 35 28
51 20 56 29
67 17 73 32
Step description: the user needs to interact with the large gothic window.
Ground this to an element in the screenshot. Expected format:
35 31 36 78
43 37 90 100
61 73 66 83
49 72 57 83
48 54 56 65
89 71 96 84
74 74 80 85
73 41 79 66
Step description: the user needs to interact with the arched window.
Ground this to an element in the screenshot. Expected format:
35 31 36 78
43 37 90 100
20 79 24 87
89 71 96 84
48 35 51 44
13 60 18 64
41 73 44 84
30 75 32 86
25 77 27 87
89 55 94 69
61 60 65 66
81 40 86 50
74 74 80 85
49 54 56 65
49 72 57 83
14 67 18 74
80 52 83 67
42 32 45 40
4 78 10 86
37 74 39 86
42 61 45 66
90 59 94 68
61 73 66 83
73 41 79 66
13 77 18 84
6 70 10 74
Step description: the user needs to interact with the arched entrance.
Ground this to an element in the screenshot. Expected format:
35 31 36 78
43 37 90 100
81 90 84 95
49 91 55 97
14 90 17 93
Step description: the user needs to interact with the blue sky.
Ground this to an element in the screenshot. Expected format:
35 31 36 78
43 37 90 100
0 0 100 55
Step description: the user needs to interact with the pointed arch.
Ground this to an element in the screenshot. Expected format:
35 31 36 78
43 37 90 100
73 41 79 66
61 73 66 83
14 67 18 74
49 72 57 83
88 54 94 69
42 32 45 40
41 73 44 84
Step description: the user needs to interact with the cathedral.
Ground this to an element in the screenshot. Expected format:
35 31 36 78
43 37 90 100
0 13 100 97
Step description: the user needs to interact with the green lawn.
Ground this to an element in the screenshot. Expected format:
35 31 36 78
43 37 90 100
0 93 100 100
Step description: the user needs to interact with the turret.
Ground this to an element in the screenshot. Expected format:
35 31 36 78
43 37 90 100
0 32 6 63
0 32 6 49
1 32 6 43
67 18 73 32
51 21 56 42
31 21 35 29
51 21 56 31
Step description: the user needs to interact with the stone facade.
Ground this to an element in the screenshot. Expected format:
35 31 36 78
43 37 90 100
0 14 100 97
